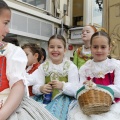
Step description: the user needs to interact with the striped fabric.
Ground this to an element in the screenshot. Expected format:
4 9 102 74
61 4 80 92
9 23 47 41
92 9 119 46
8 96 58 120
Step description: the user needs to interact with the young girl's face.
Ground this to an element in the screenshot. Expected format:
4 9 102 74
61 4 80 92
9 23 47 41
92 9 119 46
81 26 95 42
48 38 66 64
23 48 38 66
91 36 110 62
0 9 11 40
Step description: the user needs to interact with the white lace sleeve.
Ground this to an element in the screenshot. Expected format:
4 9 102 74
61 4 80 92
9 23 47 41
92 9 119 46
30 64 45 95
108 60 120 98
79 65 88 87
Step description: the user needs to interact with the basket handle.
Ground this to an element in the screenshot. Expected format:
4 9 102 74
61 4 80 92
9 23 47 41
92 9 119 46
84 79 96 89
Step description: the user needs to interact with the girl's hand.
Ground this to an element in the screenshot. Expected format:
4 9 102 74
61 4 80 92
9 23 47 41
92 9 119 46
0 100 3 109
50 80 63 90
40 84 53 94
83 79 94 85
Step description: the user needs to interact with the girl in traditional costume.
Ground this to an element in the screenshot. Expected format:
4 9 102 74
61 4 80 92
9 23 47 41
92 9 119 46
27 34 79 120
68 31 120 120
0 1 57 119
73 25 97 69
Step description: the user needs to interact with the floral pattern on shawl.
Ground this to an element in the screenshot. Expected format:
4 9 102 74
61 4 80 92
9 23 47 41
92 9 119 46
43 59 70 80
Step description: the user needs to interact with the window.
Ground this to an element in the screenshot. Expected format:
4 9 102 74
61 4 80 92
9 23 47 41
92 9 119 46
92 0 103 26
22 0 50 11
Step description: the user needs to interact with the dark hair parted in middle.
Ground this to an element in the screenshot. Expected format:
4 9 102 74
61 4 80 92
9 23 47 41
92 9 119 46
48 34 66 48
90 31 111 46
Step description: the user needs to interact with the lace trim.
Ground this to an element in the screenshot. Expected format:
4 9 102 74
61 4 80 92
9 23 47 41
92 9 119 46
85 69 114 78
80 59 117 78
43 60 70 78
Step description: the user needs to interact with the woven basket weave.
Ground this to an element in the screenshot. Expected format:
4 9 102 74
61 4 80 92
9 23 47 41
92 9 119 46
77 85 114 115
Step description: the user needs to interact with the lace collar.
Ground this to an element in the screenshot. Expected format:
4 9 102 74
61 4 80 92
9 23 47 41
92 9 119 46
43 58 70 77
79 58 120 78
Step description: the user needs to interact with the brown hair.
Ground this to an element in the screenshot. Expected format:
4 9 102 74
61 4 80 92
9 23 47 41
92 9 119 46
0 0 11 14
22 43 42 62
90 31 111 46
48 34 66 48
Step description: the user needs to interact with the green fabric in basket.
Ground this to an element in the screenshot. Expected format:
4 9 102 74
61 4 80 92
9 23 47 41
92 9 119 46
76 84 114 99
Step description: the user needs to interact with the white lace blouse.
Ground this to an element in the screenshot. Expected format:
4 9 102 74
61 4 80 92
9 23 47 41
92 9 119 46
79 58 120 98
27 58 79 97
0 43 27 88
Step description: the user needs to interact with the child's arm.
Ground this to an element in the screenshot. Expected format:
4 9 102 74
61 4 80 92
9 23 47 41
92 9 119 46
59 63 79 97
108 61 120 98
31 65 46 95
0 80 24 120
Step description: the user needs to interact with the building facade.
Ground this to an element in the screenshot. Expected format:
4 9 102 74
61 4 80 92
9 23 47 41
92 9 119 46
103 0 120 59
5 0 102 59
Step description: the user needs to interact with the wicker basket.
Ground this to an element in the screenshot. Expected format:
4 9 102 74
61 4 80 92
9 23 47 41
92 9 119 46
77 84 114 115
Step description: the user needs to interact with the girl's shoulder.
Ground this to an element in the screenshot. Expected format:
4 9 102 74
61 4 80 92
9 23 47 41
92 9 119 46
109 58 120 67
5 43 24 54
80 59 92 67
4 43 27 62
